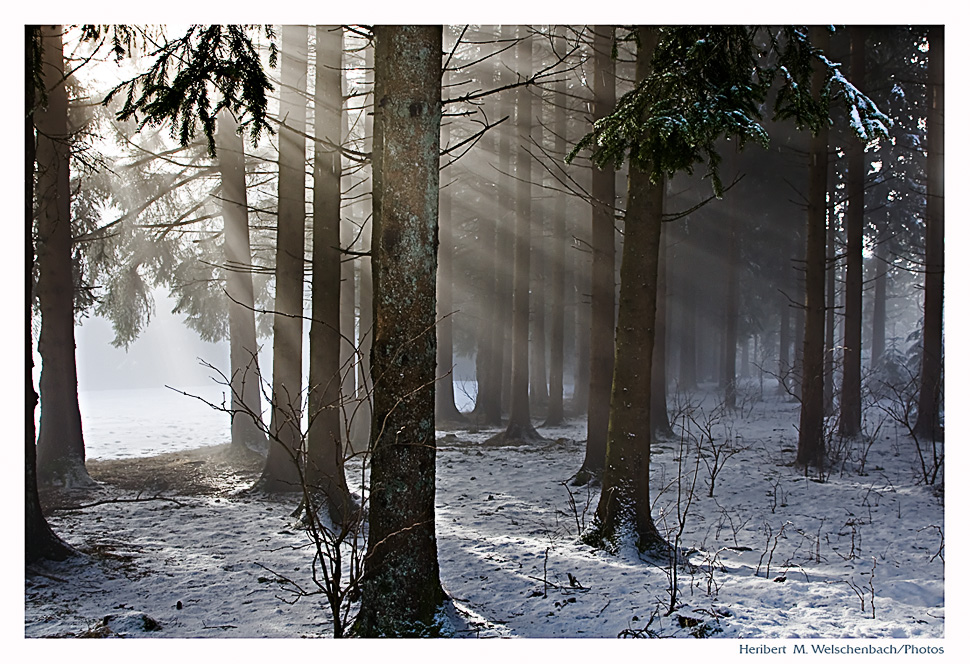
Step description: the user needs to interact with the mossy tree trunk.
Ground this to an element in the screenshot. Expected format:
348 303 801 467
34 24 93 488
354 25 446 637
585 26 666 553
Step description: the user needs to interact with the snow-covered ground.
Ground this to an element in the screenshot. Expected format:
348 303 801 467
26 383 946 652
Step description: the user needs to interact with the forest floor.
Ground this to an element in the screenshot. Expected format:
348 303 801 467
25 389 946 646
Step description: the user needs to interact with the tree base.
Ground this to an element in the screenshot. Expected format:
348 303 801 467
352 573 447 637
482 421 550 446
249 472 303 494
582 516 671 558
435 408 470 428
38 462 99 491
222 443 266 465
26 529 74 565
292 487 364 529
571 465 601 487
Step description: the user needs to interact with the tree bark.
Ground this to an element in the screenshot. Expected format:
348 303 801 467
915 26 944 440
530 211 549 411
796 26 830 471
778 297 791 396
839 25 866 436
825 194 836 415
585 26 666 553
216 109 267 455
676 223 698 390
34 24 93 488
26 24 72 563
577 25 617 480
870 217 888 369
544 37 568 426
530 87 549 412
354 25 446 637
339 29 358 441
489 28 544 444
495 24 515 421
571 219 591 414
348 41 375 452
435 69 466 425
723 199 740 410
651 215 672 435
306 25 354 522
257 25 309 492
471 53 501 425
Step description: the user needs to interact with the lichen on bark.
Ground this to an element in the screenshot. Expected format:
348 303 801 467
352 25 447 638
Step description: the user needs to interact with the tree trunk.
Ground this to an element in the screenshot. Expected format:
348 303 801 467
349 42 375 452
26 23 72 563
571 221 591 414
796 26 830 471
470 29 502 427
530 216 549 411
495 24 515 421
530 88 549 411
489 29 544 444
217 109 267 454
824 193 836 415
651 215 672 435
544 38 568 426
257 25 309 492
676 224 697 390
839 26 866 436
351 203 374 451
354 25 446 637
472 65 501 425
435 72 466 425
793 297 805 400
915 26 944 440
585 26 666 553
34 24 93 488
723 199 740 410
306 25 354 522
577 25 617 480
339 29 358 440
778 298 791 396
870 217 888 369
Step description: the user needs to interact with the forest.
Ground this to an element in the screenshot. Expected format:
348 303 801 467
26 24 944 641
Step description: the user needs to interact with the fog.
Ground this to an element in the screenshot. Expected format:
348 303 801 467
75 293 230 392
27 24 943 642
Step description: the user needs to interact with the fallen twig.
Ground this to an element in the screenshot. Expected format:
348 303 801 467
61 495 187 511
